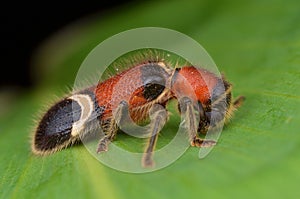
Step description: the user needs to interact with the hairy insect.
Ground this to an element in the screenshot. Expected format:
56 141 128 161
32 53 244 167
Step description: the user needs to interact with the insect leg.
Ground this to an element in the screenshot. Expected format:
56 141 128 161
97 101 129 153
233 96 245 108
179 97 216 148
142 104 168 168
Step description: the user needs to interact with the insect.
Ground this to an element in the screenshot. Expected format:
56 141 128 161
32 51 245 167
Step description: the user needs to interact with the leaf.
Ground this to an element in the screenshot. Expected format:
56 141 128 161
1 0 300 198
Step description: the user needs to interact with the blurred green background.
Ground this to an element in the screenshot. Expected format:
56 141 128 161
1 0 300 198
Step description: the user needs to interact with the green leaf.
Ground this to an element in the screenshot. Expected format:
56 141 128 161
1 0 300 198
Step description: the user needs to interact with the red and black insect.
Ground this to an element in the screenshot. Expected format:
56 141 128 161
32 52 244 167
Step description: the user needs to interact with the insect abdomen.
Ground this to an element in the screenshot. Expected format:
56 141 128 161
32 91 103 154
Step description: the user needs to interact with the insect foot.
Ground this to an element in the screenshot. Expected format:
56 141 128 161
142 104 168 168
191 137 216 148
97 136 110 153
